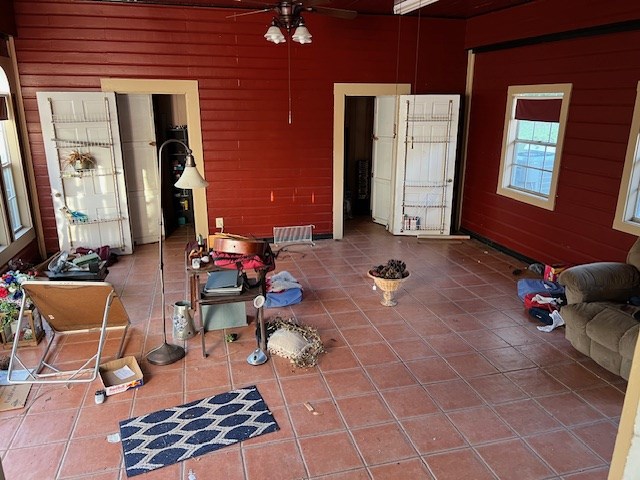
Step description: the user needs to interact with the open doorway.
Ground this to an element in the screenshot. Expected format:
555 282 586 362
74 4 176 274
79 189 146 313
101 78 209 241
332 83 411 240
343 96 374 221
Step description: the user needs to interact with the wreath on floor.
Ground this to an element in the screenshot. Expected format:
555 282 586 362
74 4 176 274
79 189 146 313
266 317 325 368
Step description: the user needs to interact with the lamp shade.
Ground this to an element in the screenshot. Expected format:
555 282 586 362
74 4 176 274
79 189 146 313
264 25 286 44
292 25 312 44
174 154 208 189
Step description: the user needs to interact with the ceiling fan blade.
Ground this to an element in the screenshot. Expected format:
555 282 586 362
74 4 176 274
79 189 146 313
226 7 272 18
302 0 331 7
311 6 357 19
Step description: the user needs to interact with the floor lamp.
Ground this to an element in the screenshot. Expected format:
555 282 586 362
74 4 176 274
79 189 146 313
146 138 208 366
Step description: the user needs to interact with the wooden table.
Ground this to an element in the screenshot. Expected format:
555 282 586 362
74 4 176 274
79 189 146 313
186 262 268 358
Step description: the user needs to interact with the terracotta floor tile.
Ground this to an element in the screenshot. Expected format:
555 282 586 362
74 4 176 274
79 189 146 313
425 380 485 411
185 363 231 391
229 358 277 386
321 298 359 314
571 421 619 461
182 447 245 480
388 338 437 361
402 413 467 454
14 408 75 450
476 439 553 480
447 406 515 445
323 368 376 398
351 342 399 366
2 442 66 479
318 346 360 371
368 458 433 479
380 385 439 419
336 393 394 428
576 386 626 418
406 357 460 384
516 343 574 368
139 367 185 398
0 416 23 450
493 326 544 346
130 392 183 418
59 435 124 477
27 383 89 413
289 399 345 437
244 439 307 480
482 346 537 372
425 448 495 480
365 362 419 390
72 399 133 438
425 333 475 356
445 352 499 378
407 317 452 337
280 374 331 406
351 422 417 465
544 363 608 390
340 326 384 345
361 308 405 326
526 430 604 475
562 467 610 479
375 323 419 342
299 431 364 477
467 373 528 404
331 311 370 329
458 330 510 350
494 398 562 436
535 392 605 426
505 368 569 397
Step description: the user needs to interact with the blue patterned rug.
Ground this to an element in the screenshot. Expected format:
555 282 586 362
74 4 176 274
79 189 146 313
119 385 279 477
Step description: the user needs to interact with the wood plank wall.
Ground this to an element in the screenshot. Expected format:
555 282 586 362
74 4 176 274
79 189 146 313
10 0 467 252
462 26 640 265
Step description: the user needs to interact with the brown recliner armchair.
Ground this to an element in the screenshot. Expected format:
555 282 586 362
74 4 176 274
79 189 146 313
558 238 640 380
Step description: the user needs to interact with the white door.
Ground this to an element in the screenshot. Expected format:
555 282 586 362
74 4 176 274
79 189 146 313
116 94 159 245
392 95 460 236
371 96 397 228
37 92 134 254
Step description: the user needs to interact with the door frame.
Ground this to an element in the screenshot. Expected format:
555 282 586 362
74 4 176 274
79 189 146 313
100 78 209 239
333 83 411 240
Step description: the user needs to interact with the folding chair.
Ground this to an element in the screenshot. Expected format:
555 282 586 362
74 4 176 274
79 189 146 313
7 281 130 384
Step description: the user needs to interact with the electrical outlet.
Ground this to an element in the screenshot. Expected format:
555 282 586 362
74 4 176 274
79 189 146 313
215 217 224 229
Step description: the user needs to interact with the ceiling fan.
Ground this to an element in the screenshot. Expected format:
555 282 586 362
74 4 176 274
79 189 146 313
229 0 358 44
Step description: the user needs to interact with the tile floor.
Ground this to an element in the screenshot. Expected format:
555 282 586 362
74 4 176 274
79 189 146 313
0 219 626 479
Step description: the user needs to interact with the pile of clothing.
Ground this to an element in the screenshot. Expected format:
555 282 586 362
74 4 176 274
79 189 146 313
517 278 567 332
265 271 303 308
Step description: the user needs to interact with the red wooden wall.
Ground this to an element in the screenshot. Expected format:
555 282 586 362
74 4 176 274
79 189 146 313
461 0 640 265
10 0 467 253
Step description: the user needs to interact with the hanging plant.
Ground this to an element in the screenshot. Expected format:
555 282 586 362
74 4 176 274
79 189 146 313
64 150 96 171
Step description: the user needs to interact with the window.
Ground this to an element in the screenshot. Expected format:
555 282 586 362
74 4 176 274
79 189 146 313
497 84 572 210
614 82 640 235
0 46 35 266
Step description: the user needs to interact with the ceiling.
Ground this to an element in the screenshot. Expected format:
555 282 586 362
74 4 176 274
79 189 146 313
92 0 533 19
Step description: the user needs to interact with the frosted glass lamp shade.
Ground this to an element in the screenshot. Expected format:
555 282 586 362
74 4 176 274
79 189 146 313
292 25 312 44
174 154 208 189
264 25 286 44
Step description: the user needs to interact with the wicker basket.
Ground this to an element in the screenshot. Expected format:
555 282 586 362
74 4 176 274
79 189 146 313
367 271 410 306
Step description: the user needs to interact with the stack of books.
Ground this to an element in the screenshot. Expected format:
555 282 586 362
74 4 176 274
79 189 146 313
202 269 243 296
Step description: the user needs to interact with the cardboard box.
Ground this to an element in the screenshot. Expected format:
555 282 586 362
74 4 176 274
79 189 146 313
99 356 144 396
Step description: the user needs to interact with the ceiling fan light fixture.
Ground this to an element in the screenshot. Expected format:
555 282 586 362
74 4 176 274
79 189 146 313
292 18 312 44
264 21 286 44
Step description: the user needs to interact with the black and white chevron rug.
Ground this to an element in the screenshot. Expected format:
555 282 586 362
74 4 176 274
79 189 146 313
119 385 279 477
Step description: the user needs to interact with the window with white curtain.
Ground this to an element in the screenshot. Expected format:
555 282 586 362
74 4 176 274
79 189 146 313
497 84 572 210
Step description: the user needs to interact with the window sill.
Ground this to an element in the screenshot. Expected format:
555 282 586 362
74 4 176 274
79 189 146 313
496 186 556 211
